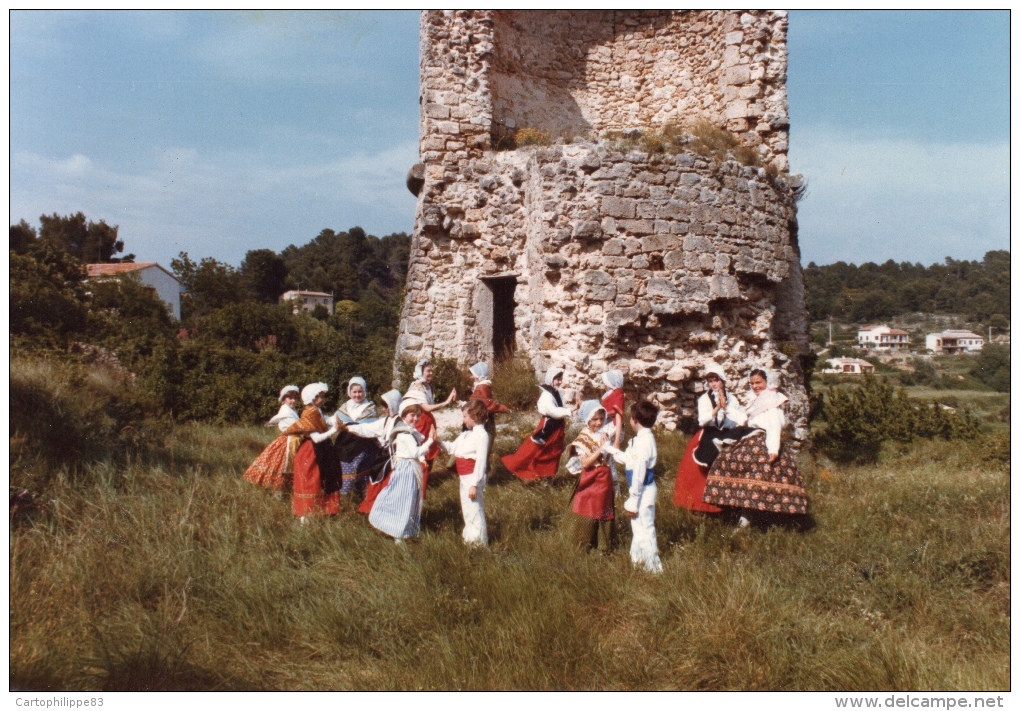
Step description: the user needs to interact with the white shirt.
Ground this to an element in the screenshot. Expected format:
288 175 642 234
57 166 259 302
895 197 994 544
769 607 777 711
537 387 572 420
697 391 748 429
267 404 300 432
393 430 433 460
604 427 657 513
308 408 339 443
347 416 399 446
438 424 490 487
746 399 785 456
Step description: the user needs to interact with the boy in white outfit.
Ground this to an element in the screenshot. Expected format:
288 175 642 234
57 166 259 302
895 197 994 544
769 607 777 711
438 398 490 546
602 400 663 574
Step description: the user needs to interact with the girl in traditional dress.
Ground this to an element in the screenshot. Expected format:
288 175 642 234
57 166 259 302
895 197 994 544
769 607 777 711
673 363 755 513
367 400 435 541
243 384 302 491
466 361 509 468
600 370 625 438
291 382 342 521
703 369 809 527
404 359 456 493
437 398 491 546
565 400 619 554
501 367 579 483
342 389 403 515
333 376 380 498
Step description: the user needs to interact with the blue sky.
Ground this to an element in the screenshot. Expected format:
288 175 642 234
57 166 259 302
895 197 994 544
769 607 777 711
9 10 1010 269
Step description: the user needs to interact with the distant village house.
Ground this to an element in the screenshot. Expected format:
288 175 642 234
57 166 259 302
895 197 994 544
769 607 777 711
857 324 910 351
822 357 876 375
86 262 182 320
925 330 984 354
280 290 334 316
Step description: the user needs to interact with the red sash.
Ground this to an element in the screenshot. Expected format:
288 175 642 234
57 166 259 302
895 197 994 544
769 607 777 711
455 457 476 476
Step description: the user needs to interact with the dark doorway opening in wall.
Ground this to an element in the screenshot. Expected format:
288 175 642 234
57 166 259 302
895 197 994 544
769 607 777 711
482 276 517 360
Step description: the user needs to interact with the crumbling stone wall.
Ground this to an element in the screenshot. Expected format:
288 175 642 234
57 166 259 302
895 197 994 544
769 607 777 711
399 9 809 441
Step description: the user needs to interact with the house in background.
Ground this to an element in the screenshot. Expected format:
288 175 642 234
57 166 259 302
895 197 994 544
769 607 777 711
925 330 985 354
822 357 876 375
280 290 334 316
86 262 182 319
857 324 910 351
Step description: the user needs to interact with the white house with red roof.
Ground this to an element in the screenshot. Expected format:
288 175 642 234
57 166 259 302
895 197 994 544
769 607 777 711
857 324 910 351
822 357 876 375
86 262 182 319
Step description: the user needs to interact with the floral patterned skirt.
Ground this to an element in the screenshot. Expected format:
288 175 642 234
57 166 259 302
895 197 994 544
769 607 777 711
703 431 808 515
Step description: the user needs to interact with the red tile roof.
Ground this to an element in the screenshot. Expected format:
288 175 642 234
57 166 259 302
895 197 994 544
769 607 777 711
86 262 156 277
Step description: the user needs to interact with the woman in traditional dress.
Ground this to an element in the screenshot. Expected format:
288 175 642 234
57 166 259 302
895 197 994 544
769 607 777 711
501 367 579 483
367 400 435 541
291 382 342 521
466 361 509 468
702 369 809 527
342 389 403 515
243 384 302 492
333 376 380 498
674 363 755 512
565 400 619 553
404 359 456 493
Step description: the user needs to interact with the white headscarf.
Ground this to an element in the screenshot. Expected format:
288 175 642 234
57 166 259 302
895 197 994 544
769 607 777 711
578 400 606 429
469 362 490 380
702 363 726 382
601 370 624 390
544 367 565 386
278 384 300 402
379 389 402 416
347 376 368 398
413 358 430 382
301 382 328 406
399 395 425 416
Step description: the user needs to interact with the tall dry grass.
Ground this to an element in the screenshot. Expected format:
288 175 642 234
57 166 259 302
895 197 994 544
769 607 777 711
10 409 1009 690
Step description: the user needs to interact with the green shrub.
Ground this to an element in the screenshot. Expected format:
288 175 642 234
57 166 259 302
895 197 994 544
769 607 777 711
817 376 981 464
10 356 163 486
491 356 540 411
970 344 1010 392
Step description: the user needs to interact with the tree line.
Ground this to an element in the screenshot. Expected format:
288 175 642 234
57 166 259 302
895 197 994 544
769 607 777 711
803 251 1010 326
10 212 411 423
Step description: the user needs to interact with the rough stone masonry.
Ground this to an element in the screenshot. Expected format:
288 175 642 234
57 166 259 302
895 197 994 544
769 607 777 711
396 9 810 442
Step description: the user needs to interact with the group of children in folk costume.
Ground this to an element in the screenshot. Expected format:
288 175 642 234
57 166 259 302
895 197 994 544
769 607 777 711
244 358 807 567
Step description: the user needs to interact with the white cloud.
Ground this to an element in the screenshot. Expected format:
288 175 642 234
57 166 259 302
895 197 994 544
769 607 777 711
10 139 420 267
790 129 1009 265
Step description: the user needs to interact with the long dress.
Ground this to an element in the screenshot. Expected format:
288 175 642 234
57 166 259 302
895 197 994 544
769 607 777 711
501 384 571 481
333 399 382 496
469 380 508 467
673 391 753 513
567 428 616 552
243 403 301 491
405 380 443 494
702 389 809 515
368 425 432 539
345 415 400 515
291 406 341 518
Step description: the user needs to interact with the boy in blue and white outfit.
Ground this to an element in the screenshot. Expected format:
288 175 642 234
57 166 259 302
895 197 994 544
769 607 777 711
602 400 663 574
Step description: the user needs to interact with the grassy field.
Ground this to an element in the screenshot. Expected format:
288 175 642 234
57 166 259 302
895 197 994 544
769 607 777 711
9 410 1010 690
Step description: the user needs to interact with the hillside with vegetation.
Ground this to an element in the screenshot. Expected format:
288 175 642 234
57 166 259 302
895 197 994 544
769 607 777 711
803 251 1010 327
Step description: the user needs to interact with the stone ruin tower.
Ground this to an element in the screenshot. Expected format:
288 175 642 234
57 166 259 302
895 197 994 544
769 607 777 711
397 9 810 441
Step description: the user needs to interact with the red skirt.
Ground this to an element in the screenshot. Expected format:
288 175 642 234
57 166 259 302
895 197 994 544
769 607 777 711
571 464 615 521
292 440 340 517
673 430 723 513
358 472 390 515
501 423 565 480
416 410 441 497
